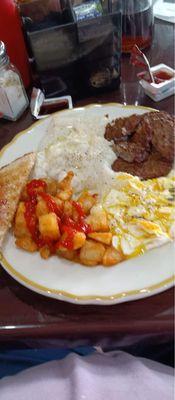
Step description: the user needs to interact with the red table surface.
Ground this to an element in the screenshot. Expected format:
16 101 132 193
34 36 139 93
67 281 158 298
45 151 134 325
0 19 174 342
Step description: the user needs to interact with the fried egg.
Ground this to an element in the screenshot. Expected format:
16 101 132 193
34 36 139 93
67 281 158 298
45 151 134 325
102 173 175 258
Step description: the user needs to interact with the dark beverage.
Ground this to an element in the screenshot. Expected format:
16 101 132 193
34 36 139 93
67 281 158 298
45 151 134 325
122 3 153 53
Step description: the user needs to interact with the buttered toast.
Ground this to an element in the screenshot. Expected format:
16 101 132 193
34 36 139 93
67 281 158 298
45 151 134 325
0 152 36 248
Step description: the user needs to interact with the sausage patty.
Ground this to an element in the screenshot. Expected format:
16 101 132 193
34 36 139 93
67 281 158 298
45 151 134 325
106 111 174 179
145 112 175 162
105 114 141 142
113 116 153 163
112 151 172 180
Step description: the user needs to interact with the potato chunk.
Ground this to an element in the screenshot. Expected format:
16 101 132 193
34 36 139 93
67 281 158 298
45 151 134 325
88 232 112 245
15 237 37 252
79 240 105 266
56 171 74 201
20 186 28 201
40 245 51 259
39 212 60 240
103 247 124 266
57 189 73 201
78 192 97 214
85 205 109 232
73 231 86 250
57 171 74 190
63 200 73 217
14 202 30 238
44 178 58 196
57 249 77 261
59 231 86 251
36 199 48 218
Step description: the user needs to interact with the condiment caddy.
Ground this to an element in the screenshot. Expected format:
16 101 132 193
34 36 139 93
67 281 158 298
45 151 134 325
30 87 73 119
130 45 175 102
139 64 175 102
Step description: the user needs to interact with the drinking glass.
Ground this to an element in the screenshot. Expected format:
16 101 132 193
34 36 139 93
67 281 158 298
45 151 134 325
120 63 144 106
122 0 154 53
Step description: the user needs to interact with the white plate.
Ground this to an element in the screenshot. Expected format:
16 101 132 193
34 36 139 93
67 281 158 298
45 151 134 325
0 104 174 305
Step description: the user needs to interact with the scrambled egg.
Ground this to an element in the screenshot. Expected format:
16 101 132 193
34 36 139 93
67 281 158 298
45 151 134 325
102 173 175 258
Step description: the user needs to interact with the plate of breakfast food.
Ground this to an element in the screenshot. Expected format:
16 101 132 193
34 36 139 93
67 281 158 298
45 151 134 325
0 104 174 304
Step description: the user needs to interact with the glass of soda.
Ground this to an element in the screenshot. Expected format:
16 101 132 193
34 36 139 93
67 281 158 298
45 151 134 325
122 0 154 53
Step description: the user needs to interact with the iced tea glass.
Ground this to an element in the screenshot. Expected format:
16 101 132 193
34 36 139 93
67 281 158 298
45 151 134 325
122 0 154 53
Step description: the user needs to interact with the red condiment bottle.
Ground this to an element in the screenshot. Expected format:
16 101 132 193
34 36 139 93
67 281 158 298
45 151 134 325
0 0 31 88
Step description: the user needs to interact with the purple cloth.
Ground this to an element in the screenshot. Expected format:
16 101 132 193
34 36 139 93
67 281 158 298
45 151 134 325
0 351 173 400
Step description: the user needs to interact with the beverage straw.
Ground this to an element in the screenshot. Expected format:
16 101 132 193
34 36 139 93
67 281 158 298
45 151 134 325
130 45 155 83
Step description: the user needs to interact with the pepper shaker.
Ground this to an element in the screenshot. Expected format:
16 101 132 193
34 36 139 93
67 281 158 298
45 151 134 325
0 41 29 121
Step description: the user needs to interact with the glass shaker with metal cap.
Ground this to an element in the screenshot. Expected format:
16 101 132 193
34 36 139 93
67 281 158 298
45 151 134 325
0 41 29 121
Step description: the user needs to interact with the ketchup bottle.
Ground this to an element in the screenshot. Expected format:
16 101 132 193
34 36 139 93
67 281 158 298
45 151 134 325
0 0 31 88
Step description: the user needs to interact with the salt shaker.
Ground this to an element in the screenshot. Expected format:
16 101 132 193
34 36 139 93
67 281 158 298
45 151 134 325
0 41 29 121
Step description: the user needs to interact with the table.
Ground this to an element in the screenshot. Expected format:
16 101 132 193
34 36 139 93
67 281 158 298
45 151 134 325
0 18 174 343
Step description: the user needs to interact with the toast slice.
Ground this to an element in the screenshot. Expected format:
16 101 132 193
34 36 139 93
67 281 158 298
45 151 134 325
0 152 36 249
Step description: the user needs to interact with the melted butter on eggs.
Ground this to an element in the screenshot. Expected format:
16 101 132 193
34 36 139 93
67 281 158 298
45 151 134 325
102 173 174 259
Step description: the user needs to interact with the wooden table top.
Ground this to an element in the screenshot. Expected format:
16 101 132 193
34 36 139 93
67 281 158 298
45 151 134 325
0 19 174 342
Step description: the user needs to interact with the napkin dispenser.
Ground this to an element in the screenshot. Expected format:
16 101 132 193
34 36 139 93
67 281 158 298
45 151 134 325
22 0 122 98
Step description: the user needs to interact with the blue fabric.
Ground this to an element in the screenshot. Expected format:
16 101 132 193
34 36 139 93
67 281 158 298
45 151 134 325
0 347 95 379
0 341 173 379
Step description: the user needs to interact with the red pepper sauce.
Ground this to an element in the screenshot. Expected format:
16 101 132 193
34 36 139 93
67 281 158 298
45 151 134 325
39 191 62 217
66 201 92 234
58 225 77 250
27 179 47 197
24 180 92 252
72 201 85 217
24 196 44 248
154 70 173 83
58 202 92 250
25 179 48 248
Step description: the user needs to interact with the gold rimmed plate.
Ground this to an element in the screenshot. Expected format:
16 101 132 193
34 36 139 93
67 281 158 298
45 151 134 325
0 104 174 304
